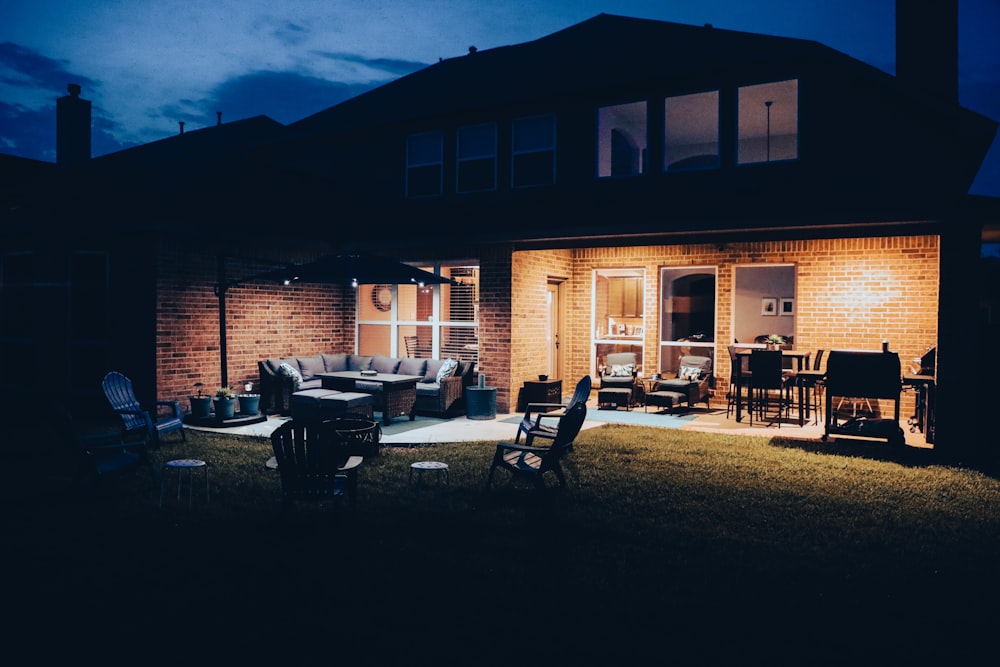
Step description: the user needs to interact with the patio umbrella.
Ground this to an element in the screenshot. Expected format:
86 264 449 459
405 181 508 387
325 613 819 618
250 254 454 286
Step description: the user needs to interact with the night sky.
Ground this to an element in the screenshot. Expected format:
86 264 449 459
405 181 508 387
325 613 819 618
2 0 997 198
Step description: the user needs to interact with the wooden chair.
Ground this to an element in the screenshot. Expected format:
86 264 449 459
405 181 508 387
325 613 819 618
403 335 420 358
101 371 185 448
270 419 364 512
514 375 591 444
488 401 587 490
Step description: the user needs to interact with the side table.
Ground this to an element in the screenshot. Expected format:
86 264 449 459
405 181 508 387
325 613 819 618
466 386 497 420
520 379 563 411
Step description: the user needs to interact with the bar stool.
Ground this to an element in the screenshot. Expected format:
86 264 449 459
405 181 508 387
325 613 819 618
409 461 450 506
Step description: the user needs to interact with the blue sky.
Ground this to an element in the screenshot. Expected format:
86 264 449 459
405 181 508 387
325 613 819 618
1 0 998 196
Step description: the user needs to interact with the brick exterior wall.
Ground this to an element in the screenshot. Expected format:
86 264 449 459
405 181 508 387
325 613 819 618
516 235 939 420
155 247 355 407
154 235 939 423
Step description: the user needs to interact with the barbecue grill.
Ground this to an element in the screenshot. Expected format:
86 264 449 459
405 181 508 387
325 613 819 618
823 350 905 446
903 346 936 443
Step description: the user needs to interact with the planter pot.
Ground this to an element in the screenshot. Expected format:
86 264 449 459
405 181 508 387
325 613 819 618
239 393 260 415
189 395 213 419
214 396 237 419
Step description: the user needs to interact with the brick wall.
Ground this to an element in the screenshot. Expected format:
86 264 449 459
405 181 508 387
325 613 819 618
155 247 354 407
556 235 939 417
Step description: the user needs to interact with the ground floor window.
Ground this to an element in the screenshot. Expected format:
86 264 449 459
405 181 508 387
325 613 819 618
357 264 479 367
659 266 717 376
593 267 646 374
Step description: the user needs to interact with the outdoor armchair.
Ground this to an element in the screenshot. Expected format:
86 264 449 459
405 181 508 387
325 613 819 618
101 371 185 448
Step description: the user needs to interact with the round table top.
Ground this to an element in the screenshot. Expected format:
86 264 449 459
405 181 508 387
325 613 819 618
165 459 206 468
411 461 448 471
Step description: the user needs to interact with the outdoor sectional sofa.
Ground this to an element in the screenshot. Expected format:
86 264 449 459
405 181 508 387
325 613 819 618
258 352 475 418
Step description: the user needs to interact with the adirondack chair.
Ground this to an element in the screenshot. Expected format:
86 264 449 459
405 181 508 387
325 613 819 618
489 401 587 490
101 371 186 448
270 419 364 512
515 374 592 445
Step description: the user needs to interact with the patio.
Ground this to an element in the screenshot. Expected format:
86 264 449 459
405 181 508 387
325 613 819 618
184 393 932 449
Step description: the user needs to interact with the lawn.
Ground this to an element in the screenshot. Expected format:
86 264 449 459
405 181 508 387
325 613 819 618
7 423 1000 664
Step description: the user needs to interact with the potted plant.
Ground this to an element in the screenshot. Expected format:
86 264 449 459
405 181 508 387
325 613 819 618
189 382 212 419
765 334 786 350
214 386 237 419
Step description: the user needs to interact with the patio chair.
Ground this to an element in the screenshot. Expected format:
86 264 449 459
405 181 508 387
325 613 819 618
61 407 155 493
599 352 639 409
270 419 364 512
101 371 185 449
747 350 791 427
514 374 591 444
488 401 587 490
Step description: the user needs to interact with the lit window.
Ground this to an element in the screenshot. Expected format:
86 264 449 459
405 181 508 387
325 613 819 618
597 101 647 177
664 91 719 172
406 131 443 197
512 114 555 187
457 123 496 193
738 80 798 164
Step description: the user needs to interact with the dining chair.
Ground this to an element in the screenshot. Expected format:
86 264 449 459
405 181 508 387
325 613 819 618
748 349 790 427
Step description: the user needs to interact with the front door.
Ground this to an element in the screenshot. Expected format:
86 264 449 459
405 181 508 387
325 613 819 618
546 281 563 380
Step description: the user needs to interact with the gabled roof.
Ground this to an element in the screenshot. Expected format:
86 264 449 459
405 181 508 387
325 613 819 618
287 13 864 136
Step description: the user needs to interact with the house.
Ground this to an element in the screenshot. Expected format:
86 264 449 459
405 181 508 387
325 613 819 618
1 6 996 461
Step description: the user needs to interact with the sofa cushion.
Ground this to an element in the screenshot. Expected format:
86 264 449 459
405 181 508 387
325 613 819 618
265 358 284 373
348 355 373 371
436 358 459 382
371 354 401 375
321 353 349 372
290 388 340 407
423 358 445 383
398 357 426 377
415 382 441 396
297 355 326 381
277 362 303 390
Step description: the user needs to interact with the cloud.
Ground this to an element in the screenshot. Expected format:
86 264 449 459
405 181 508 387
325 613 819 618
314 51 429 78
202 70 382 126
0 41 96 95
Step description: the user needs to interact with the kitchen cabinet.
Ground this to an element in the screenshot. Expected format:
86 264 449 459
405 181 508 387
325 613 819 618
608 277 643 317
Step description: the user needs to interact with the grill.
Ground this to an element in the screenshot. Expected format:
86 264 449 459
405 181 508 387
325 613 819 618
903 346 936 443
822 350 905 446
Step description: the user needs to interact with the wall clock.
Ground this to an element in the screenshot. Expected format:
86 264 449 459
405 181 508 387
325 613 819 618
372 284 393 311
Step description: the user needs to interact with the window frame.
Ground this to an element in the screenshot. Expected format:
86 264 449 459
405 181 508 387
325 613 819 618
406 130 444 197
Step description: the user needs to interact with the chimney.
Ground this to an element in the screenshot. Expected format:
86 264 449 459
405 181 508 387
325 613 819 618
896 0 958 103
56 83 91 168
179 121 185 134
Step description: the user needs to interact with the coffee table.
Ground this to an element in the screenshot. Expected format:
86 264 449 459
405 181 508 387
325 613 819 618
320 371 422 424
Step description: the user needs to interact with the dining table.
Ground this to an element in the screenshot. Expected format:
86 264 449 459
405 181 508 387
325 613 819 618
732 348 812 426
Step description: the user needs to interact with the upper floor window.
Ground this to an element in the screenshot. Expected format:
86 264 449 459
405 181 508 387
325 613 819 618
406 131 443 197
597 101 647 177
664 91 720 172
737 79 798 164
512 114 555 188
457 123 497 193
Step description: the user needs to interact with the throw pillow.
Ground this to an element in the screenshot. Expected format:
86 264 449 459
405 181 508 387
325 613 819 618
610 363 634 377
678 365 704 381
436 358 459 383
277 362 302 390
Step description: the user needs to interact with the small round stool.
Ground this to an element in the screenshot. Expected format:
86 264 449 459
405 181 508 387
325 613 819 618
409 461 449 505
160 459 209 509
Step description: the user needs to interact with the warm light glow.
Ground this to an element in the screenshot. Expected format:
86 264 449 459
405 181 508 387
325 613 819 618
351 278 358 288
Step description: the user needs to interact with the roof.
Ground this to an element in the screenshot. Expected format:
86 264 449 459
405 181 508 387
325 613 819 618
287 13 866 136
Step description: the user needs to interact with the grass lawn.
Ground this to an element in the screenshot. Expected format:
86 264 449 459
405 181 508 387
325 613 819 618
7 423 1000 664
